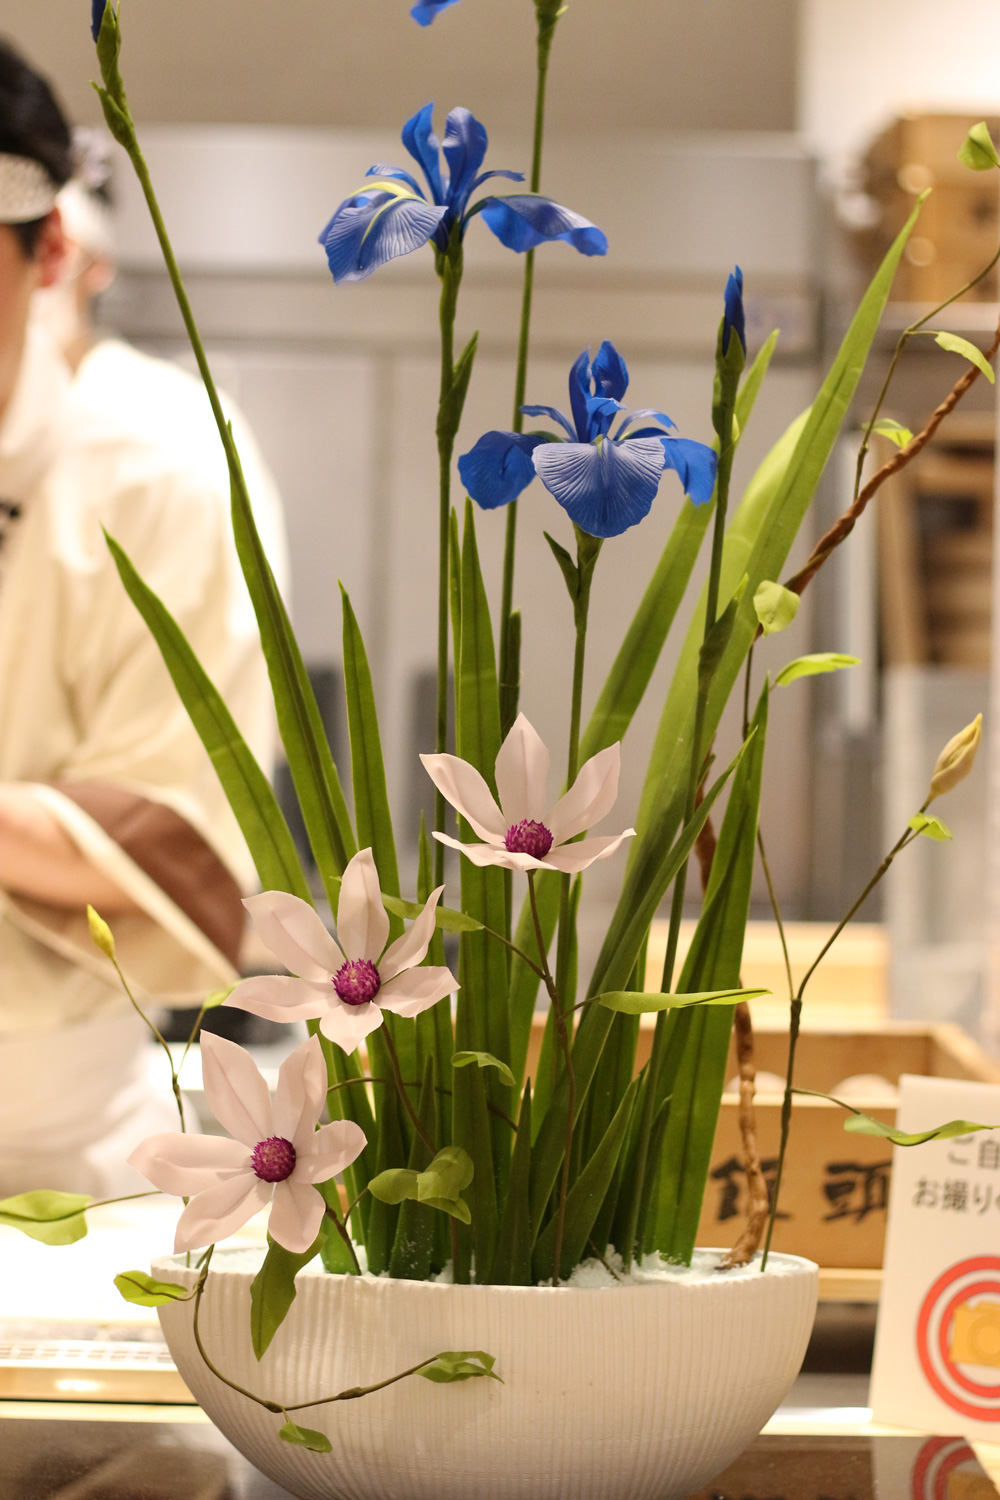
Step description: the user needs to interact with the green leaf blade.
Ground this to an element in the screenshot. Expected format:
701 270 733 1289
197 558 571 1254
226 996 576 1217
114 1270 192 1307
933 331 996 384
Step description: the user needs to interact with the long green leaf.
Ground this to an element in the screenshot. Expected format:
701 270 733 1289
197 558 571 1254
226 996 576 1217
491 1083 533 1286
528 742 743 1238
532 1075 640 1282
105 533 311 902
389 1058 438 1280
227 455 356 909
341 586 401 902
651 682 769 1262
596 986 769 1013
616 200 924 953
453 502 506 1279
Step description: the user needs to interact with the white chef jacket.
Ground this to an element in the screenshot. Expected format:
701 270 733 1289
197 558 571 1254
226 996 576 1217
0 322 287 1195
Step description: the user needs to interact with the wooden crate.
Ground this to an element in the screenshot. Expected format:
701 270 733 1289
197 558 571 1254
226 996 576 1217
859 113 1000 302
525 1017 1000 1270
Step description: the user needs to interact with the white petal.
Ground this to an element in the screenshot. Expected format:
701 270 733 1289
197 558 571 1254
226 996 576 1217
268 1178 325 1255
173 1174 270 1253
495 713 550 823
379 967 457 1018
379 885 443 982
420 753 507 842
319 999 385 1055
337 848 390 962
543 828 635 874
432 831 522 870
200 1033 273 1147
243 891 343 979
127 1132 250 1197
274 1035 327 1144
294 1120 368 1184
225 974 332 1024
547 743 622 843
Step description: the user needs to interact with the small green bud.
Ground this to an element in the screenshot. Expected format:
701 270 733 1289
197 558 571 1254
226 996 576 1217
959 122 1000 172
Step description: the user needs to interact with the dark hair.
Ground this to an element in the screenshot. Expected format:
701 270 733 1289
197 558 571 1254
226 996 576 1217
0 38 72 257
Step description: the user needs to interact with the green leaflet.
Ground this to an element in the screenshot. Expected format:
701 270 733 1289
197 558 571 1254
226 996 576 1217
453 1052 517 1088
250 1230 325 1360
620 199 924 971
507 334 779 1086
773 652 860 688
418 1350 502 1384
650 683 769 1263
278 1422 331 1454
114 1270 192 1307
795 1089 1000 1146
0 1190 91 1246
105 533 311 902
532 1075 640 1283
492 1082 533 1286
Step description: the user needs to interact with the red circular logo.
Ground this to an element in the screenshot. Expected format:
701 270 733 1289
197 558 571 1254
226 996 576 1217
917 1256 1000 1421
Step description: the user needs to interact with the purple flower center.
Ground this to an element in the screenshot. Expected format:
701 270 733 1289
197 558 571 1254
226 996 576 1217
504 819 554 859
333 958 382 1007
251 1136 296 1183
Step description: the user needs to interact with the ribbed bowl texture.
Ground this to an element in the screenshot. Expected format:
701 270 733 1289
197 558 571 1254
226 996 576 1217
153 1248 818 1500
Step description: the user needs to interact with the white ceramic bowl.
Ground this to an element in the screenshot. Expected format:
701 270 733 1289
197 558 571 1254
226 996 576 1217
155 1249 818 1500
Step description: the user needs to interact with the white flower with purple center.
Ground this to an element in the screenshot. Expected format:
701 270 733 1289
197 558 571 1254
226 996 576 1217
421 713 635 874
224 848 458 1054
127 1033 366 1255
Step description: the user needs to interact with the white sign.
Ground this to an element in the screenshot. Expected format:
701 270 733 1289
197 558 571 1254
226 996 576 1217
871 1074 1000 1437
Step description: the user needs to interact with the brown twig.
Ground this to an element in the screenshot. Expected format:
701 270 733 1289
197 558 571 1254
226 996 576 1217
692 777 768 1266
783 315 1000 601
720 1000 770 1268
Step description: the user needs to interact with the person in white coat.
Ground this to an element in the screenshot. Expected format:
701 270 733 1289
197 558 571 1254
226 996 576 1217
0 40 287 1197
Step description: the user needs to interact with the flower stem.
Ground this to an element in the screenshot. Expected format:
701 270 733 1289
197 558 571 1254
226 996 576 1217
324 1204 362 1276
528 871 574 1285
109 953 186 1131
381 1022 437 1156
433 239 464 887
761 816 922 1266
498 11 559 734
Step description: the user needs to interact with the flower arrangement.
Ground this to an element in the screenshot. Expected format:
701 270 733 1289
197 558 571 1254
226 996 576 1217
3 0 997 1472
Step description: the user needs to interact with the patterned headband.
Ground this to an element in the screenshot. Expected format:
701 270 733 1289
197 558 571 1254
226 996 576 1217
0 153 58 225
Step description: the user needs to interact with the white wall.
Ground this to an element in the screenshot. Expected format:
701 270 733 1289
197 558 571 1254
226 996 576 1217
800 0 1000 175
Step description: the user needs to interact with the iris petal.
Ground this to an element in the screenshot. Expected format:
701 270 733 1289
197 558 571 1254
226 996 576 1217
458 430 546 510
584 394 623 439
91 0 107 41
724 265 746 354
402 102 445 204
470 168 525 193
477 195 608 257
591 341 629 402
320 195 446 283
616 408 677 438
660 436 719 507
519 404 577 441
365 164 426 197
443 107 489 219
533 437 667 538
568 349 592 443
410 0 463 22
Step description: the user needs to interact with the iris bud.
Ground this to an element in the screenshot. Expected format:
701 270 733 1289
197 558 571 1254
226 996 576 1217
928 713 983 801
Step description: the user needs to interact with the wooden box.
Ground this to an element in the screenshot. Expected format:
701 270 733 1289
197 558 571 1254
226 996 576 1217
525 1016 1000 1271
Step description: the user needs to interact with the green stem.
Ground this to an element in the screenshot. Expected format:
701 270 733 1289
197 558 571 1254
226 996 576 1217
382 1022 437 1156
434 242 464 887
554 535 597 1006
110 954 186 1132
761 817 922 1266
498 13 558 729
324 1204 362 1276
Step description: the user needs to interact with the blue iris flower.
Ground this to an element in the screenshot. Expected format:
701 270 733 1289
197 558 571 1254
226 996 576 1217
458 342 718 539
91 0 107 40
319 103 607 284
411 0 463 23
723 265 746 355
